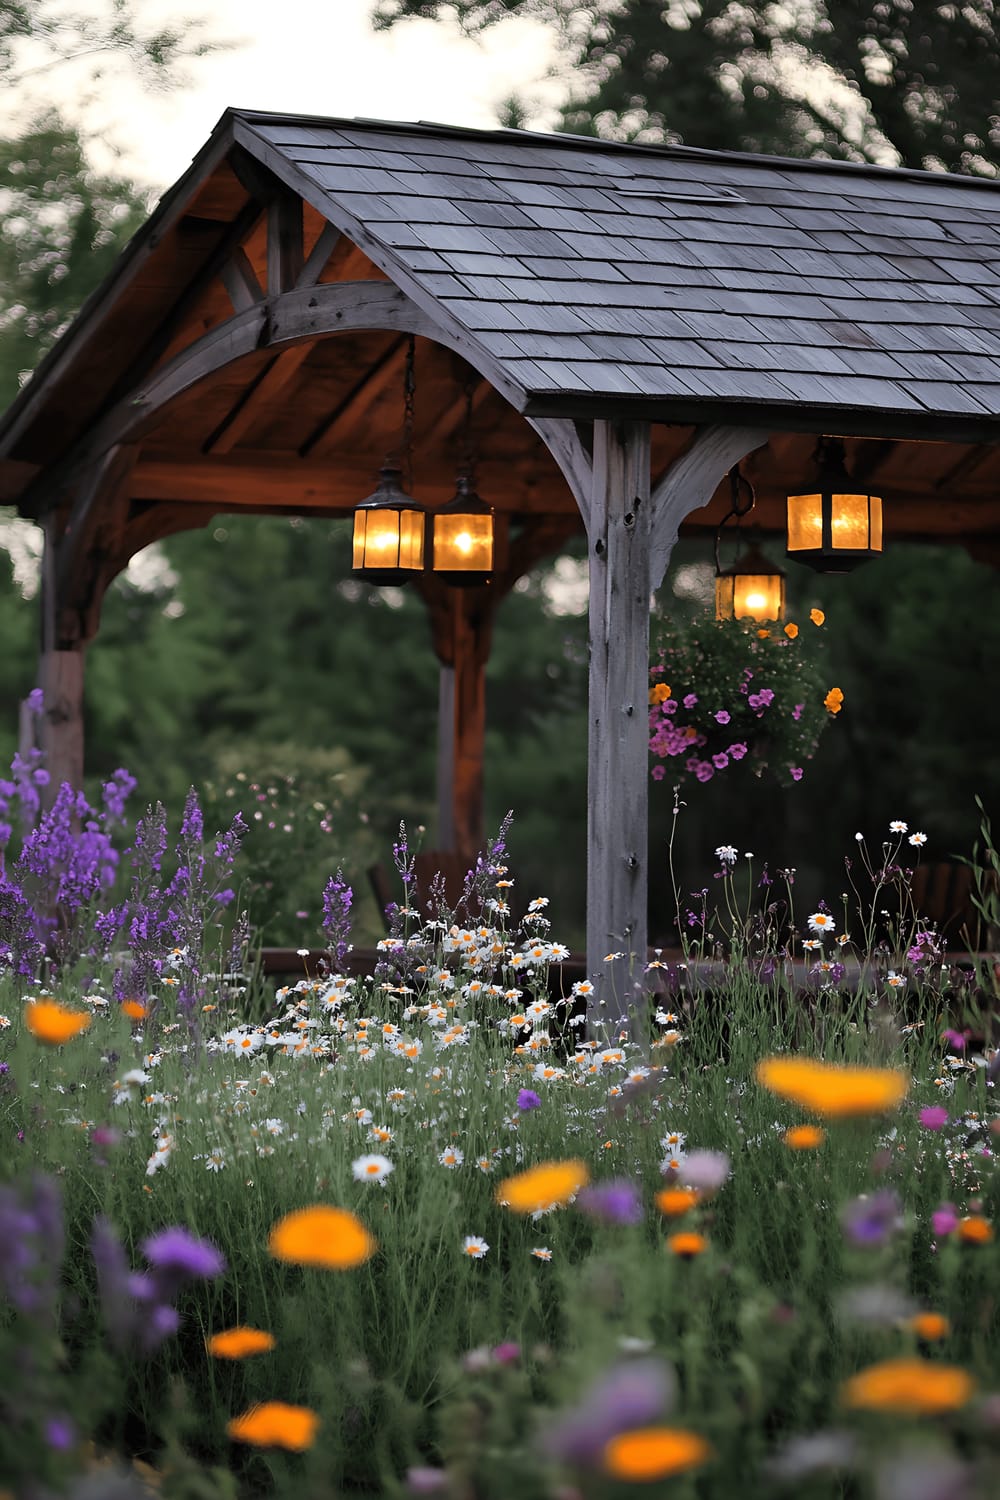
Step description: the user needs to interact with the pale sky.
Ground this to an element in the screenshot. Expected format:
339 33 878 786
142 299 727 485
15 0 567 191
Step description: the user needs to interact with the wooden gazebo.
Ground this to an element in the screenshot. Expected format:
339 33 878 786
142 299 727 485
1 109 999 1000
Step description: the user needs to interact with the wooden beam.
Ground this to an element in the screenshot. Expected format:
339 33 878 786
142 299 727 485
299 336 406 458
220 246 265 313
421 373 494 452
53 444 138 645
934 445 992 492
29 284 446 493
296 222 341 288
649 425 770 590
268 190 304 294
204 345 313 454
526 416 594 533
586 419 651 1022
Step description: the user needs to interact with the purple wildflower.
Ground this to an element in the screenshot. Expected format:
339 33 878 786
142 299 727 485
714 710 731 725
576 1179 643 1226
517 1088 542 1111
542 1358 676 1465
141 1227 226 1288
841 1189 902 1248
932 1204 959 1238
920 1106 949 1132
729 742 748 761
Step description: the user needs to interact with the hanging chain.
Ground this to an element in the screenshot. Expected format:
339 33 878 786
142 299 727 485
402 335 416 492
715 463 756 573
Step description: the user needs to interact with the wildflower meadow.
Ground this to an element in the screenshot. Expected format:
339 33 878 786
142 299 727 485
1 743 1000 1499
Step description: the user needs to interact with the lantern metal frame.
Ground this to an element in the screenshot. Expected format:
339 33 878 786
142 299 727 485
713 466 787 623
431 472 495 587
786 437 883 574
351 465 428 586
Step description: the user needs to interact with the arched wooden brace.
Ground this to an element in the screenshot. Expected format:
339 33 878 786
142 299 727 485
582 421 770 1024
30 282 587 847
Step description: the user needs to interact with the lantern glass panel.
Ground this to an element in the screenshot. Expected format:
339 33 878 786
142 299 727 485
433 511 493 574
733 571 784 622
352 507 424 574
786 493 822 553
831 492 880 551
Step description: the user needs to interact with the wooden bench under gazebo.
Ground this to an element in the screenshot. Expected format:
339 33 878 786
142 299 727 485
1 109 999 1004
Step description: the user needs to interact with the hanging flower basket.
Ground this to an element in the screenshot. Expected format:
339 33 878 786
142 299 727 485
648 608 842 787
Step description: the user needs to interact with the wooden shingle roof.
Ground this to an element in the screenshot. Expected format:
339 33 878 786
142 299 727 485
237 110 1000 435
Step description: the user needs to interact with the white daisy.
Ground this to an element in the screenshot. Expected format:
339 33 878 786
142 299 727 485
889 820 908 834
462 1235 489 1258
352 1153 394 1184
807 912 836 934
908 832 928 847
439 1146 464 1169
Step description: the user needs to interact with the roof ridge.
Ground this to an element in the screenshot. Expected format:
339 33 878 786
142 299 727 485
231 107 1000 194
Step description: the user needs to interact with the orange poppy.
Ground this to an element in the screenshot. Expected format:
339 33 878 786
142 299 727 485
495 1159 589 1214
226 1402 319 1451
206 1327 276 1359
268 1206 376 1270
756 1056 908 1118
654 1186 700 1217
841 1357 973 1416
603 1427 711 1481
25 1001 91 1046
667 1232 707 1258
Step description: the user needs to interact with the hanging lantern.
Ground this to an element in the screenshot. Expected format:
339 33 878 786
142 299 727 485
786 440 883 573
352 466 427 586
715 542 786 623
432 474 494 586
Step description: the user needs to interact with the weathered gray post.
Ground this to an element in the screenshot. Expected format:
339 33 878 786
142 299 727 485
586 420 652 1018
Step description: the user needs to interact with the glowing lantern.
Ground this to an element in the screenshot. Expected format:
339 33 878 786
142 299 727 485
431 475 494 586
787 441 883 573
352 466 426 585
715 543 786 623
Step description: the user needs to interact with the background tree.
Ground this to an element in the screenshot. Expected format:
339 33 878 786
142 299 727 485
372 0 1000 173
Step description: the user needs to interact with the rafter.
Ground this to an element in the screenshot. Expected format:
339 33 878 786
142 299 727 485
299 336 407 459
203 345 313 455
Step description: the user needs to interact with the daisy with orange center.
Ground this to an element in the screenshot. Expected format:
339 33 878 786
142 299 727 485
495 1159 589 1214
756 1057 908 1119
25 1001 91 1046
226 1402 319 1451
268 1206 376 1270
841 1357 973 1416
603 1427 711 1481
206 1327 276 1359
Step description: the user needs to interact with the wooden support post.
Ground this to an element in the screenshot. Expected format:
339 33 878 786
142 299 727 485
39 649 85 799
452 593 489 860
586 420 652 1023
436 665 457 850
420 582 494 862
